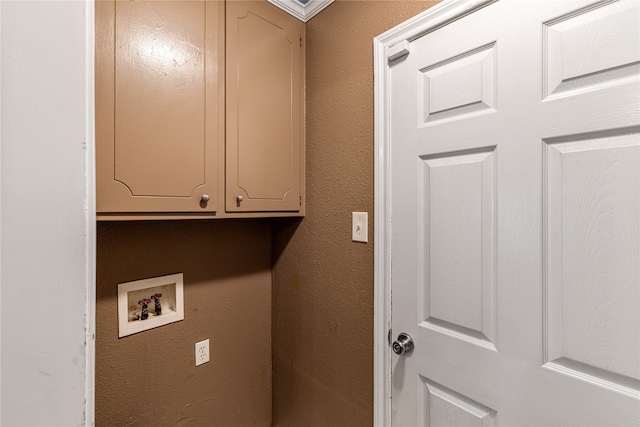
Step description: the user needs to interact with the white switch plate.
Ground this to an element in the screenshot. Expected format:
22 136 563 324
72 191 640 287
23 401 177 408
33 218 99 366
352 212 368 243
195 339 210 366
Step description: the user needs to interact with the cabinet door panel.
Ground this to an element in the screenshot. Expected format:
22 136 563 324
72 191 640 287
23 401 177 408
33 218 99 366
226 1 304 212
96 0 222 213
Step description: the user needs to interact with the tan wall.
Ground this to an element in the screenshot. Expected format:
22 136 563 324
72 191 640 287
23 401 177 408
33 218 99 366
272 2 439 425
96 220 272 426
96 3 441 425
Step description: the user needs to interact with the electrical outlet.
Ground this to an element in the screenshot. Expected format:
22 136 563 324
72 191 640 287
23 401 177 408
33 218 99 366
195 339 210 366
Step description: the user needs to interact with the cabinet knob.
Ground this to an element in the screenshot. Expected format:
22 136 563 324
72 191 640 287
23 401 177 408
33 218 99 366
236 195 243 203
201 194 210 202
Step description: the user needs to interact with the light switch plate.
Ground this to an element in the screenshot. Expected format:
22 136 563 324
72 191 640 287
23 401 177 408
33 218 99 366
352 212 368 243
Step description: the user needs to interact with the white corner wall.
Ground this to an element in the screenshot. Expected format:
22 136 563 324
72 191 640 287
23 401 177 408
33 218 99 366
0 1 95 425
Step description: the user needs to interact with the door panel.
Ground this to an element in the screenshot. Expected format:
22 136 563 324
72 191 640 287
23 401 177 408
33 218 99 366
226 1 303 212
544 128 640 388
115 1 205 197
419 42 497 125
419 147 496 348
419 378 497 427
389 0 640 425
543 1 640 98
96 0 222 213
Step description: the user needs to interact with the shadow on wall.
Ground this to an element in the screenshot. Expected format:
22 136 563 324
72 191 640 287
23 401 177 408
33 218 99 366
98 220 272 284
272 218 304 264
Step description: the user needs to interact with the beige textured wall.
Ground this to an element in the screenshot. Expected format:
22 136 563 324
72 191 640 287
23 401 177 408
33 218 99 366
96 3 442 425
96 220 272 426
272 1 439 425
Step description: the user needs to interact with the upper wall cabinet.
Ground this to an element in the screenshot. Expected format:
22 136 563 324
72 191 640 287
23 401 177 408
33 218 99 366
96 0 224 215
226 1 304 213
96 0 304 219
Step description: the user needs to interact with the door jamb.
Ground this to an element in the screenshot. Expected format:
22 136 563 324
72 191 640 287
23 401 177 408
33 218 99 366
373 0 497 424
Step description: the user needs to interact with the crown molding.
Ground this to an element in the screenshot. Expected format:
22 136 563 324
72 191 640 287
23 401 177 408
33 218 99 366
267 0 334 22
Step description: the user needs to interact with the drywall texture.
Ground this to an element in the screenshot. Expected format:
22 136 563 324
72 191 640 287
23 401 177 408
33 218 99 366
96 220 271 426
272 2 439 425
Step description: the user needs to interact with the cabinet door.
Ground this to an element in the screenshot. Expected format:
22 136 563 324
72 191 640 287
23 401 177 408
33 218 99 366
96 0 223 214
226 1 304 213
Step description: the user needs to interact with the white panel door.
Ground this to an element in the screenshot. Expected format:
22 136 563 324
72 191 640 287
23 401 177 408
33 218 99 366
389 0 640 425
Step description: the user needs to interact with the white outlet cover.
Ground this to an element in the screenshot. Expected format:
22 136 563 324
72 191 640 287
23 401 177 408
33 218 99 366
352 212 368 243
195 339 210 366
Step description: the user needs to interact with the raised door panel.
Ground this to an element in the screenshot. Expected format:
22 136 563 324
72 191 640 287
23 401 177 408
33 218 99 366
226 1 303 213
419 377 496 427
419 43 496 125
543 0 640 98
96 0 223 214
418 148 496 349
544 128 640 394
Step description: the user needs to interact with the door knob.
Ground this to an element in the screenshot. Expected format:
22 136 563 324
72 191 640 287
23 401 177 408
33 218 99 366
392 333 414 356
201 194 210 202
236 195 243 203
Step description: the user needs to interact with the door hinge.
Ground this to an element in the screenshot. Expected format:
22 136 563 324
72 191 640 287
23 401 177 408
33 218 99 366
388 329 393 346
300 36 303 47
387 40 410 62
299 195 303 206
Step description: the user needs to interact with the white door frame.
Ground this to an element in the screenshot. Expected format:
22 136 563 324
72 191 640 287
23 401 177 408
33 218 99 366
373 1 497 424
